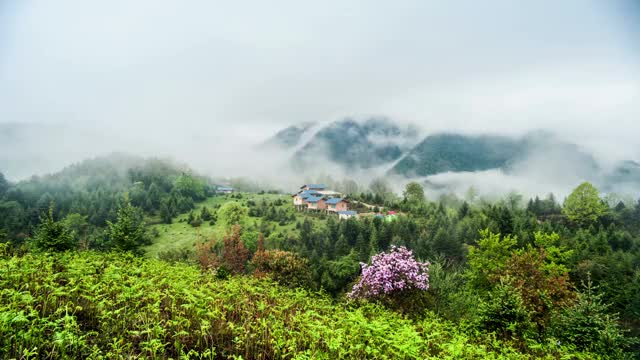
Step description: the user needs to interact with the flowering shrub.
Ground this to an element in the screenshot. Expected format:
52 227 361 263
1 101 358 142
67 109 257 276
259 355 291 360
349 246 430 301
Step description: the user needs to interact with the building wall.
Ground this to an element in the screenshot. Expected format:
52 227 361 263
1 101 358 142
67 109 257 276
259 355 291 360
335 202 348 212
308 200 327 210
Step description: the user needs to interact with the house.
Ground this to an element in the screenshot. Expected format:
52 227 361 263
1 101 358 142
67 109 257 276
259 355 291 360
337 210 357 220
300 184 326 191
217 186 235 194
293 190 322 206
325 198 349 212
306 196 327 210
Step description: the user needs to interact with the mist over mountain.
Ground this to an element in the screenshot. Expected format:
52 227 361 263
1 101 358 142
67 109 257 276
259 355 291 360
288 118 420 170
263 118 638 198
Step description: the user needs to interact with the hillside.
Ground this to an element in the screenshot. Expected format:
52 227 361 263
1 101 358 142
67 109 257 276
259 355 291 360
390 133 523 177
0 251 599 359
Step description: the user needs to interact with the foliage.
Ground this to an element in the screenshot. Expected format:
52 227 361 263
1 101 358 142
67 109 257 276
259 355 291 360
0 251 600 359
217 202 249 228
251 249 313 288
563 182 607 227
106 201 149 255
403 181 425 204
466 229 517 289
349 246 430 303
551 277 636 356
222 225 249 274
477 280 534 340
30 204 76 252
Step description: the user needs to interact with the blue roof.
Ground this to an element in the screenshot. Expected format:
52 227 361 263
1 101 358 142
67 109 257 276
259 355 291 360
306 196 325 203
301 184 326 190
217 186 234 191
325 198 345 205
300 190 321 199
337 211 357 216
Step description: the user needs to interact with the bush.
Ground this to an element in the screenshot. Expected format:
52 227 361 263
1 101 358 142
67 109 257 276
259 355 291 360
550 277 636 356
476 279 534 340
349 246 430 312
31 205 77 252
251 250 313 288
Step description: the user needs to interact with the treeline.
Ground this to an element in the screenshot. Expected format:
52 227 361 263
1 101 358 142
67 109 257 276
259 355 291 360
0 154 215 249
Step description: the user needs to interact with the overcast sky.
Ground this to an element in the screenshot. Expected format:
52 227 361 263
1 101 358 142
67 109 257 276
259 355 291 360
1 0 639 174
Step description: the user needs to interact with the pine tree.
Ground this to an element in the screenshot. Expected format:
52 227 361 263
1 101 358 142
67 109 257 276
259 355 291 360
107 201 149 254
32 204 76 252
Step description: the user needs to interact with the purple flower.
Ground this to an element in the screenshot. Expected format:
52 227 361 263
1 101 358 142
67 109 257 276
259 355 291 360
348 246 430 300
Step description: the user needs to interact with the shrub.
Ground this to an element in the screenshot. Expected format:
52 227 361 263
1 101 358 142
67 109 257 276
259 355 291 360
30 204 77 252
550 277 636 356
349 246 430 311
476 279 534 340
251 250 313 288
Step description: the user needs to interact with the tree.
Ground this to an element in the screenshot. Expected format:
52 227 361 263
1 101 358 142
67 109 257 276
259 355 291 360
64 213 90 249
563 182 607 227
217 202 248 229
107 201 149 254
222 225 249 274
369 177 391 201
551 277 632 356
31 204 76 252
174 173 205 200
0 172 8 196
403 182 425 204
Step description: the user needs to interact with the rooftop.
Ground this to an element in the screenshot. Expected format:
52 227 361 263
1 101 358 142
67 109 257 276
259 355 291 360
325 198 346 205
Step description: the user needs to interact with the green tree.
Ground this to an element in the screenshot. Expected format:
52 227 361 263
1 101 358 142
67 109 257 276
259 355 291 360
369 177 391 201
107 201 149 254
563 182 607 227
403 182 425 204
174 173 205 200
217 202 249 229
551 277 633 356
466 229 517 290
64 213 90 248
31 204 76 252
0 172 8 196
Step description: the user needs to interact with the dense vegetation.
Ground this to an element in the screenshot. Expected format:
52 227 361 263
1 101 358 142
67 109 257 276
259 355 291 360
1 154 639 358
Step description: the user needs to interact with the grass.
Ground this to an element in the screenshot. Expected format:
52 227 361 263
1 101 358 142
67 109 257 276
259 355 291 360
144 193 323 258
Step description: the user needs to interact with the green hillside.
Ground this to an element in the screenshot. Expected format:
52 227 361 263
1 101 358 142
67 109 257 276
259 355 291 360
0 251 597 359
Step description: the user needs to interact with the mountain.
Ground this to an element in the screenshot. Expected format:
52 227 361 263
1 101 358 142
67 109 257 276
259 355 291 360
286 117 420 169
603 160 640 193
261 122 316 149
390 133 523 177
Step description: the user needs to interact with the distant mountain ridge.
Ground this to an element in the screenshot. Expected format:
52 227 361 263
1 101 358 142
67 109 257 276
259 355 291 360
263 117 420 169
264 118 639 192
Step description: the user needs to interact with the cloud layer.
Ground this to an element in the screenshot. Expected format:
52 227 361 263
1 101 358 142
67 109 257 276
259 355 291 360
0 1 638 189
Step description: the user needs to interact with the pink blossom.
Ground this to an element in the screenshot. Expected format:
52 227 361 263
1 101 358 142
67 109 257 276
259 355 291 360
348 246 430 300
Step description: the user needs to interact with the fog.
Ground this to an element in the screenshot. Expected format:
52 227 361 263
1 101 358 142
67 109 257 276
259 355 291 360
1 1 639 197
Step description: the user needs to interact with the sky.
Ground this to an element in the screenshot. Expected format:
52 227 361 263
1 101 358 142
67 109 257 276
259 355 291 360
0 0 639 182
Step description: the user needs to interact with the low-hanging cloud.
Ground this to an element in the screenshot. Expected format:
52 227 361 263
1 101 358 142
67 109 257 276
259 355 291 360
0 0 638 197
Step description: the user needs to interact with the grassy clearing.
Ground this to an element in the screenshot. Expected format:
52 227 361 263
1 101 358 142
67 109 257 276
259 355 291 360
144 193 320 258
